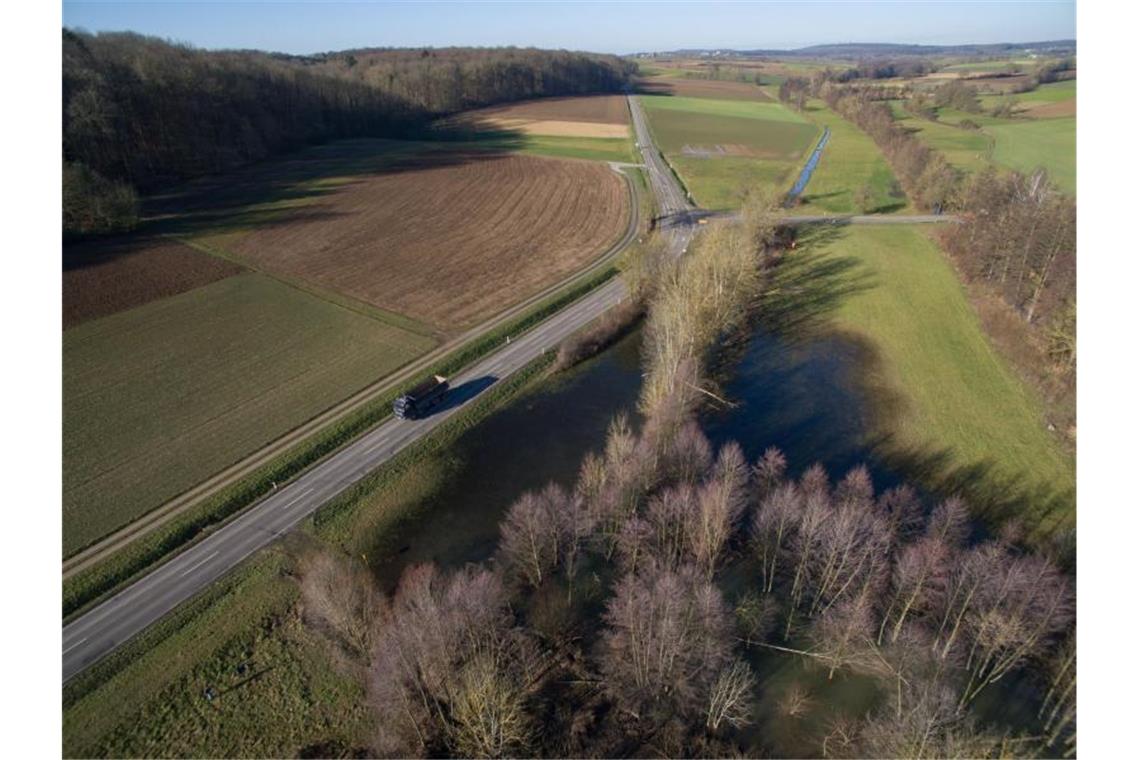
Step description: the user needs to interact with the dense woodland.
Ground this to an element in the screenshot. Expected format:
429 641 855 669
299 199 1075 757
778 75 1077 374
62 30 634 236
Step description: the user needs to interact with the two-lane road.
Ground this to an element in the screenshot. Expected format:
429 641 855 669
63 94 695 683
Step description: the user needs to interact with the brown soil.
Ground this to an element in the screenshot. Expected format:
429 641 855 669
464 94 630 125
1025 99 1076 118
63 237 244 328
637 77 773 101
478 117 629 138
221 151 628 332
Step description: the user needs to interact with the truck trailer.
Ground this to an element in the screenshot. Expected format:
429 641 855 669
393 375 450 420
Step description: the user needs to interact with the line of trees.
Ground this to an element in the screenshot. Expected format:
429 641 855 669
778 77 1076 365
294 200 1074 757
62 30 634 236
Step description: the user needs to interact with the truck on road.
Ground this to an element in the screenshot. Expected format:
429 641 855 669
393 375 450 420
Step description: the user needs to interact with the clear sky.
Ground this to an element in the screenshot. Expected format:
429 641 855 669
62 1 1076 56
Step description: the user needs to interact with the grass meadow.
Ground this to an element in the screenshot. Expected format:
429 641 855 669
989 117 1076 193
63 273 436 556
794 101 911 214
789 225 1074 535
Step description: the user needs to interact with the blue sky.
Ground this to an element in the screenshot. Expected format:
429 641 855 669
62 1 1076 55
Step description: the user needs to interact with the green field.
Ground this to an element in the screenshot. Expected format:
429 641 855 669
989 117 1076 193
63 346 556 757
794 101 911 214
639 95 808 123
463 132 635 163
63 273 436 556
639 94 817 208
891 107 994 174
793 225 1074 534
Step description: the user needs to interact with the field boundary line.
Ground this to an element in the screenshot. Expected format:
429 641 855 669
63 165 641 581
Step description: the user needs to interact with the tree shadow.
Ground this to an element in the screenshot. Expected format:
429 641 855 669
865 201 908 214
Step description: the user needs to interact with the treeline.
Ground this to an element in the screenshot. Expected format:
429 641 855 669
778 77 1076 354
62 30 633 236
311 47 636 115
296 209 1074 756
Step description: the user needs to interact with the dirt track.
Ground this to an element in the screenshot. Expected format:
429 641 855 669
223 151 629 332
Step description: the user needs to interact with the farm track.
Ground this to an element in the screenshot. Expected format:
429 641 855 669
62 162 641 581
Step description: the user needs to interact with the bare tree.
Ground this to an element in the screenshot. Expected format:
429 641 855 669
752 481 800 594
1038 633 1076 757
705 658 757 732
297 548 385 662
877 534 952 645
499 486 566 589
370 564 537 756
692 442 750 577
599 564 737 724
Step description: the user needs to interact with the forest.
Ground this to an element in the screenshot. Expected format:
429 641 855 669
295 198 1075 757
62 31 634 236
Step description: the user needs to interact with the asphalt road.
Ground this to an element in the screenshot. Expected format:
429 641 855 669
62 94 694 683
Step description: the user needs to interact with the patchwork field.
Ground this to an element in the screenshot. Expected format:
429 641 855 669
63 273 436 556
989 117 1076 193
793 101 910 214
639 94 818 208
791 225 1074 534
63 237 244 328
203 151 629 331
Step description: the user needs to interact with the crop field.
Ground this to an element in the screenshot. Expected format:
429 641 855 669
639 94 817 207
989 117 1076 193
463 94 629 125
63 273 436 556
890 107 994 174
793 101 910 214
637 76 773 101
794 225 1074 534
457 95 629 140
63 237 244 328
203 151 628 332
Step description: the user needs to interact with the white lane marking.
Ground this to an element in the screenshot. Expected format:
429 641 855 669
63 636 88 655
280 488 314 510
179 550 220 577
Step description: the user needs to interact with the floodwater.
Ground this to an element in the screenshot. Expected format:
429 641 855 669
360 310 1035 755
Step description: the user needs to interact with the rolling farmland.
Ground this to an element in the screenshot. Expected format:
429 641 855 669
207 151 629 331
63 273 436 556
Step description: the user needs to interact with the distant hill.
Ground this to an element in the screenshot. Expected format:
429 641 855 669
635 40 1076 60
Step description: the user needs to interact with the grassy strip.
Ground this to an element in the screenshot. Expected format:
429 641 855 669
63 266 617 619
794 225 1074 536
63 354 556 756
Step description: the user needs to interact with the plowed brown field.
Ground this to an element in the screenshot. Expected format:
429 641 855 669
221 151 628 332
64 237 244 328
465 94 630 124
638 77 773 101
